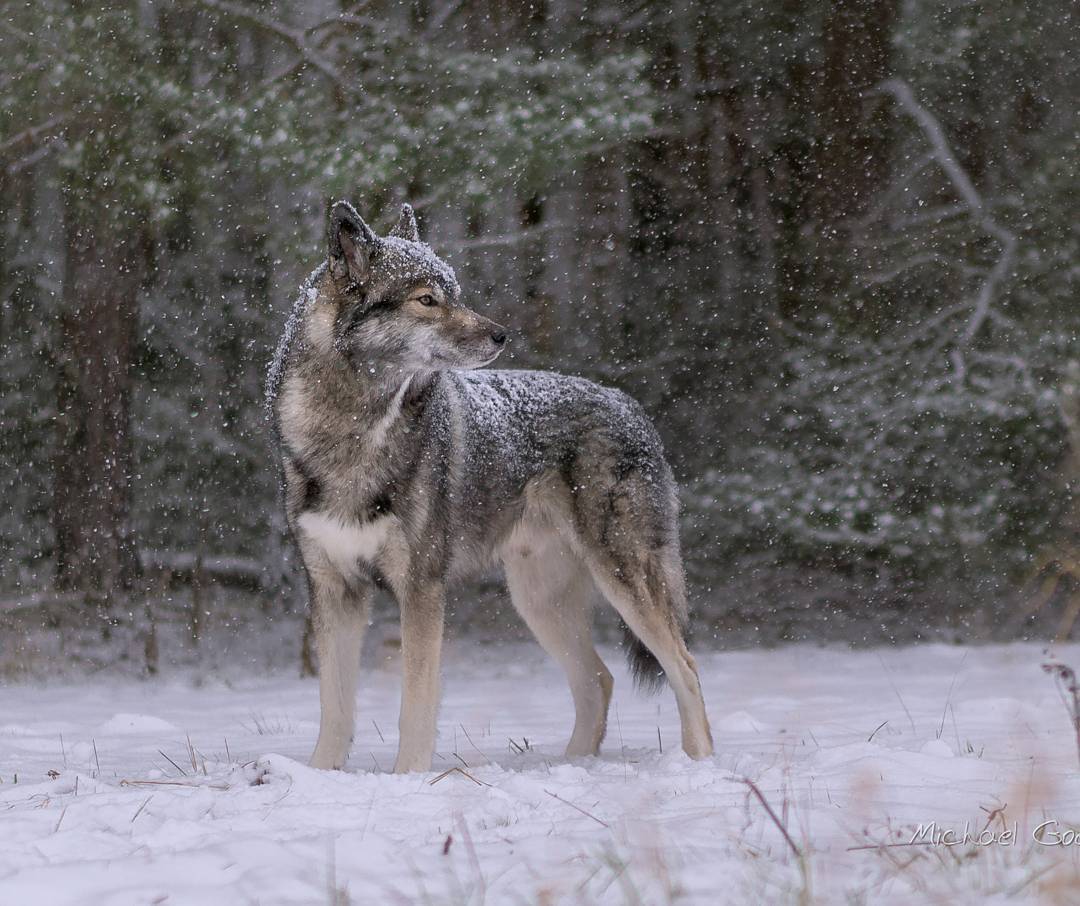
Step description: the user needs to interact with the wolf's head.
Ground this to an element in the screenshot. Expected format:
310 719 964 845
323 200 507 373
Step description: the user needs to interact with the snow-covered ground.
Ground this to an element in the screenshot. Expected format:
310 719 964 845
2 642 1080 905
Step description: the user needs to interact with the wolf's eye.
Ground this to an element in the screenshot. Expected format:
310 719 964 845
417 294 438 307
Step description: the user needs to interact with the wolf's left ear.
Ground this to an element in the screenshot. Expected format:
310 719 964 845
388 203 420 242
328 200 379 284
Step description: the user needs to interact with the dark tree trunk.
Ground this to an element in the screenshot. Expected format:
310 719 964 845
812 0 898 226
53 190 141 598
784 0 899 315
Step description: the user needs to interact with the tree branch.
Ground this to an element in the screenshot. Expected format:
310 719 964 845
160 59 305 155
439 222 565 251
0 115 66 161
197 0 345 88
881 79 1018 365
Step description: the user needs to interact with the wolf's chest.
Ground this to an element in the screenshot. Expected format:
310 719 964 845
296 510 395 573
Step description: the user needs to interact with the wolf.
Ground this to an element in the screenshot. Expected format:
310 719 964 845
266 200 713 773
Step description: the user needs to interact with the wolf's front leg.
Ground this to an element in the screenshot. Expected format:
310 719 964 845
306 562 372 771
393 583 445 773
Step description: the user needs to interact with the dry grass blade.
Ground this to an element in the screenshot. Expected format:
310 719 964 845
428 767 489 787
120 778 229 790
186 734 199 774
847 841 933 852
739 777 801 859
131 796 153 822
458 724 489 763
544 789 610 828
1041 657 1080 767
877 654 917 734
158 749 187 776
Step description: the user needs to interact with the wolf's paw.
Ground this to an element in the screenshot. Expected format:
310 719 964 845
682 735 715 760
309 749 346 771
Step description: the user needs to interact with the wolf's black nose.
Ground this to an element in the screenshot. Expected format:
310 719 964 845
491 331 507 346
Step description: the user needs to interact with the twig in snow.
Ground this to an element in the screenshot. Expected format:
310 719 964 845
54 806 67 833
121 778 229 789
131 796 153 823
1041 657 1080 768
544 789 610 828
157 750 188 776
371 720 385 743
428 767 488 787
739 777 801 859
868 720 888 743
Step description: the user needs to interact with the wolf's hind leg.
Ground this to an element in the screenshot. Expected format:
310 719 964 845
306 561 372 771
503 528 613 758
588 547 713 761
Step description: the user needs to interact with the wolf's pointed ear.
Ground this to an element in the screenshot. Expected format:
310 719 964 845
388 203 420 242
328 200 379 284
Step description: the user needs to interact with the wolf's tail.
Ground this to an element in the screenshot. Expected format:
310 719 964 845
622 621 666 693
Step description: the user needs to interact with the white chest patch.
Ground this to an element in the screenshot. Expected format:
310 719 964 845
297 511 393 573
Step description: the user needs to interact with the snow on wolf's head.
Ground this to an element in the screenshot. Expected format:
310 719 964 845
324 200 507 373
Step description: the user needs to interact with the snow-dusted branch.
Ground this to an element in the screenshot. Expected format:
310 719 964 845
0 115 66 160
161 59 305 155
197 0 345 88
439 222 565 252
881 79 1018 370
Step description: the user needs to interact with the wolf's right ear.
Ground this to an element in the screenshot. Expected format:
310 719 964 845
328 201 379 285
389 203 420 242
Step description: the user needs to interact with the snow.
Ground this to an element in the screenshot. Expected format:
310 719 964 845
2 642 1080 903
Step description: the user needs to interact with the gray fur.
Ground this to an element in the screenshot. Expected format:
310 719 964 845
266 201 713 772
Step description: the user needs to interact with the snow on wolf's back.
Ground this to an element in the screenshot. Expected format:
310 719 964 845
449 368 667 482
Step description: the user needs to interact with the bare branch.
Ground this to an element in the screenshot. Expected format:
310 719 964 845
858 252 958 288
439 222 565 252
424 0 466 37
6 137 65 175
305 1 377 35
161 59 304 155
197 0 344 88
0 115 66 161
882 79 1018 361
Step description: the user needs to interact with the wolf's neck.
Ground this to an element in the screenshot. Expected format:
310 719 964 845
313 351 435 445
